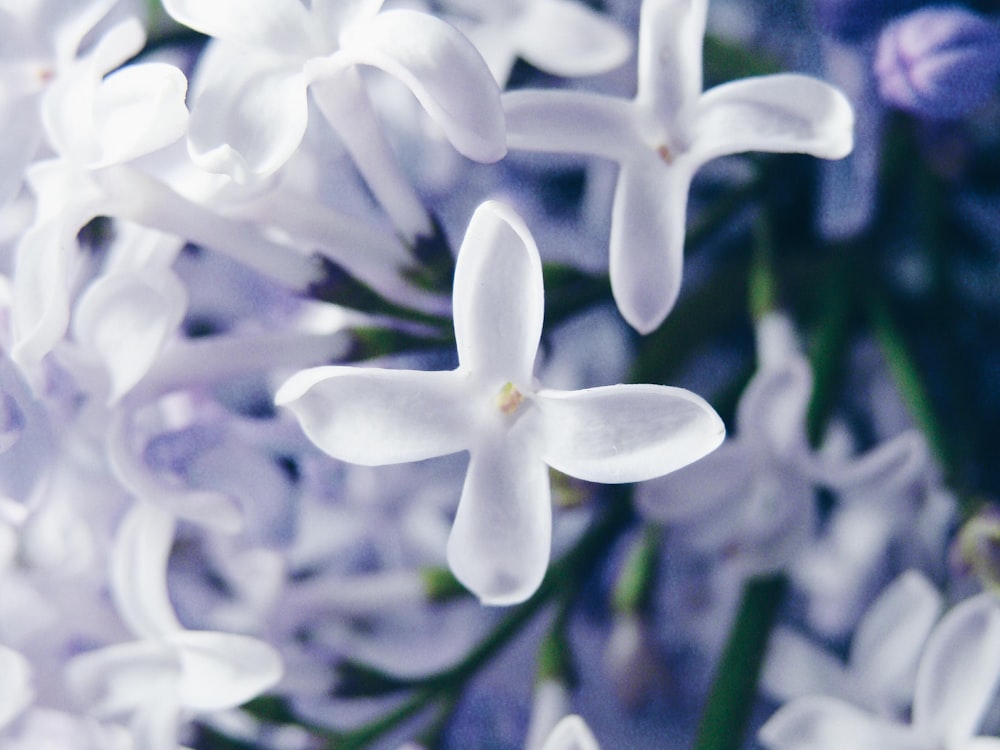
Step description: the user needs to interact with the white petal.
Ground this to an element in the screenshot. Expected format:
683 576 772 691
516 0 631 78
91 63 189 168
541 714 601 750
447 433 551 605
336 9 506 163
187 60 309 182
967 739 1000 750
111 502 183 639
851 571 942 713
608 160 691 334
503 89 639 161
162 0 315 55
689 74 855 166
276 366 476 465
453 201 543 385
533 384 724 484
636 0 707 123
10 211 92 375
825 430 929 495
73 269 188 403
0 646 33 730
912 592 1000 745
758 696 925 750
170 630 283 711
66 640 181 717
634 440 752 522
736 357 813 462
760 628 852 704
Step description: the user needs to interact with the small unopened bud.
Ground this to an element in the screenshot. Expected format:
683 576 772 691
956 505 1000 591
874 6 1000 120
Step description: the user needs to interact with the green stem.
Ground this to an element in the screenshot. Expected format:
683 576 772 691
692 575 788 750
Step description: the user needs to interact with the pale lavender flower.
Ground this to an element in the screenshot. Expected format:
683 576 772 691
277 200 724 604
65 501 283 750
760 588 1000 750
503 0 854 332
164 0 505 239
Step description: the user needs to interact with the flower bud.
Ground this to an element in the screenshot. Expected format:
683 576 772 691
874 6 1000 120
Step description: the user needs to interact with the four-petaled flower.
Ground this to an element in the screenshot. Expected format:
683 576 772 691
277 200 725 605
503 0 855 333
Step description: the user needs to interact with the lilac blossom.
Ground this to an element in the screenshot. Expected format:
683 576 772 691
277 200 725 604
503 0 854 332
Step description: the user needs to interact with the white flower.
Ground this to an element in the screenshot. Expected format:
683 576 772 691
636 314 926 576
760 589 1000 750
541 714 601 750
762 571 944 718
439 0 632 85
164 0 505 239
503 0 854 333
277 200 724 605
66 502 284 750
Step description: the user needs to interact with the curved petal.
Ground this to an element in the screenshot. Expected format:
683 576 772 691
111 502 183 640
912 592 1000 745
689 74 855 166
759 696 925 750
534 384 724 484
275 366 476 465
823 430 929 496
336 9 506 163
65 640 180 717
541 714 601 750
161 0 315 55
453 201 543 385
503 89 639 162
73 269 188 403
634 440 751 522
170 630 283 711
851 570 942 712
516 0 631 78
11 222 75 375
187 60 309 182
447 433 551 605
736 357 813 462
609 159 691 334
91 63 189 168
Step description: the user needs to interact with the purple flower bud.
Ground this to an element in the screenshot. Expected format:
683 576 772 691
875 5 1000 119
813 0 918 42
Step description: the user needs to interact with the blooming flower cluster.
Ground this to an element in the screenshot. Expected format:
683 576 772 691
1 0 1000 748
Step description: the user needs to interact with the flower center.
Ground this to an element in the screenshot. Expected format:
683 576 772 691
657 144 674 164
493 382 525 415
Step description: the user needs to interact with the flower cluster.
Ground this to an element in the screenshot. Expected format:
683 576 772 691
1 0 999 748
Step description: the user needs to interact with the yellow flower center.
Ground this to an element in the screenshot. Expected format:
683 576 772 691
493 382 525 415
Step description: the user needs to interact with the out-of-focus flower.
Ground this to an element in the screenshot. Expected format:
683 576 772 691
65 502 283 750
437 0 632 85
503 0 854 333
762 570 943 718
759 588 1000 750
277 200 724 604
874 5 1000 120
164 0 505 239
